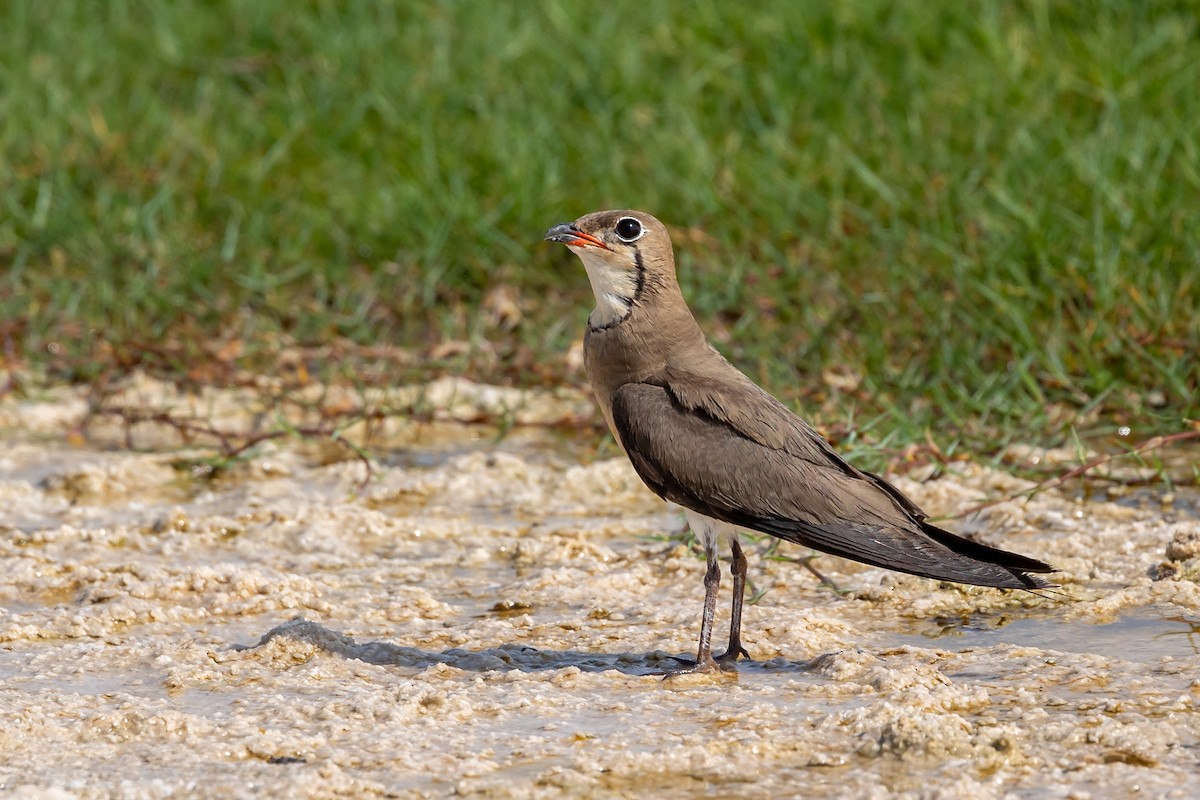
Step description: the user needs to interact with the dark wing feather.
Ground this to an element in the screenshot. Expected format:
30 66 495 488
612 381 1052 589
661 363 933 519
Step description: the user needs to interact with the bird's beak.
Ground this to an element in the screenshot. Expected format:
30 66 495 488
544 222 608 250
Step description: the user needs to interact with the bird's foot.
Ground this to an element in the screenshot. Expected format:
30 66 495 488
659 653 738 680
714 644 750 668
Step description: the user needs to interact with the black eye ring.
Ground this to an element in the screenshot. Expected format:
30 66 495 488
614 216 645 243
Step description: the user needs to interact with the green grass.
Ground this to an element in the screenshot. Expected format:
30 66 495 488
2 0 1197 456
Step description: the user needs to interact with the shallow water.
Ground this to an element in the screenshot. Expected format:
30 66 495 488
3 377 1200 799
899 608 1200 661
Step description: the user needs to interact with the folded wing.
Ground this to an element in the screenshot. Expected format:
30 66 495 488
611 381 1053 589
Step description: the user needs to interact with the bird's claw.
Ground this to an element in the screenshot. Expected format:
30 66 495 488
658 653 738 679
714 645 750 667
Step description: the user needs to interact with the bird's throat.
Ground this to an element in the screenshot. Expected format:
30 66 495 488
578 251 643 330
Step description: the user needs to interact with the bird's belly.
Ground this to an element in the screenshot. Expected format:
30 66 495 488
684 509 742 555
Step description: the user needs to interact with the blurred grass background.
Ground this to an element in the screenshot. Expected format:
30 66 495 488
1 0 1197 454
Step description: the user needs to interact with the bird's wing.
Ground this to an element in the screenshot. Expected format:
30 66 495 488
611 381 1051 588
660 362 932 521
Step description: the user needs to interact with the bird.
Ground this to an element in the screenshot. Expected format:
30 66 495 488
544 209 1055 675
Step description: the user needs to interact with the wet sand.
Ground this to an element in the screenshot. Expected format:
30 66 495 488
2 377 1198 798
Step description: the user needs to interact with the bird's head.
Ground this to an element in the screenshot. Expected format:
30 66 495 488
544 209 674 328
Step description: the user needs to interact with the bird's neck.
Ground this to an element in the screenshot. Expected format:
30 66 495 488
577 251 644 330
585 289 707 382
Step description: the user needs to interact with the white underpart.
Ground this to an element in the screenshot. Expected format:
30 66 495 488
569 245 639 327
684 509 742 557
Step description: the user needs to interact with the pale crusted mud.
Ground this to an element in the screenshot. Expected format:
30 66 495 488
2 377 1199 799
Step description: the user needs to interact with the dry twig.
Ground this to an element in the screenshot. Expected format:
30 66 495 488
946 426 1200 521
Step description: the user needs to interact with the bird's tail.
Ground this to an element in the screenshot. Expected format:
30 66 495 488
918 521 1055 589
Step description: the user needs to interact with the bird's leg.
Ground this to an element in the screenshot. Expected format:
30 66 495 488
695 546 722 668
715 536 751 666
663 544 724 676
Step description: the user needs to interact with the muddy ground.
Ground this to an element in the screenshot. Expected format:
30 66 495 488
2 376 1199 799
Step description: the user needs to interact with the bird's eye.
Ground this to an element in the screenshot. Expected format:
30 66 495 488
614 217 644 242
